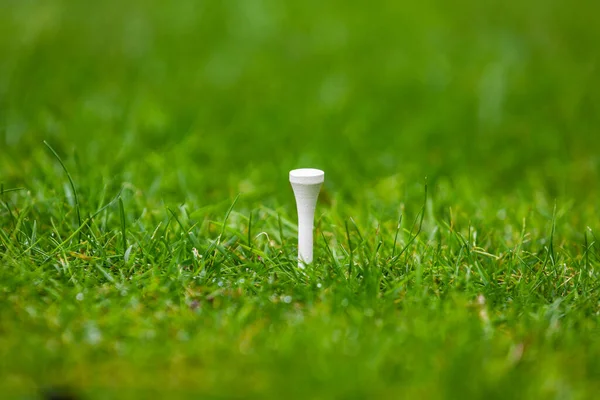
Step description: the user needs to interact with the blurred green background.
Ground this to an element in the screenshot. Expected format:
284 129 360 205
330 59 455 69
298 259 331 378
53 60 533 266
2 0 599 207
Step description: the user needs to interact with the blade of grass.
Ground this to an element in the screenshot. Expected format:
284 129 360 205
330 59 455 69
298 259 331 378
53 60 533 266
44 141 82 243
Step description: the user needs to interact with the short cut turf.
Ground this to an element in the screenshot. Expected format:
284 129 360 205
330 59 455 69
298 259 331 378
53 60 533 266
1 0 600 399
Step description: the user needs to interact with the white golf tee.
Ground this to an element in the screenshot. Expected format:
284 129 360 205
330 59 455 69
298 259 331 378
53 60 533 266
290 168 324 268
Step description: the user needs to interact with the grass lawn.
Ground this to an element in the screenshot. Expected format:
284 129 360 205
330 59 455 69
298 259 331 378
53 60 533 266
1 0 600 398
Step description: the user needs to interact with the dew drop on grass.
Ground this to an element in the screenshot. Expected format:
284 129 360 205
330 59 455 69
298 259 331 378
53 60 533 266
129 296 139 309
497 209 507 220
76 292 84 301
84 322 102 345
283 295 292 304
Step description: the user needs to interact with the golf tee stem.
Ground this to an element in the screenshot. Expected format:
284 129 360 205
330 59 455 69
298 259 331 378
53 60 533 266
290 169 324 268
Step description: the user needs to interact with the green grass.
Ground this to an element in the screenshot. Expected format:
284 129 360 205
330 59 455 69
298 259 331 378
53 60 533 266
1 0 600 398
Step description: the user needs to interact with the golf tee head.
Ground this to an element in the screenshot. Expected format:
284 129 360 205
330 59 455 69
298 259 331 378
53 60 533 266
290 168 325 268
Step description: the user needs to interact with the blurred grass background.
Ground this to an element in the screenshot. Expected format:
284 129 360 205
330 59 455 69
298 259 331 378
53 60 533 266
2 0 600 398
2 0 599 206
